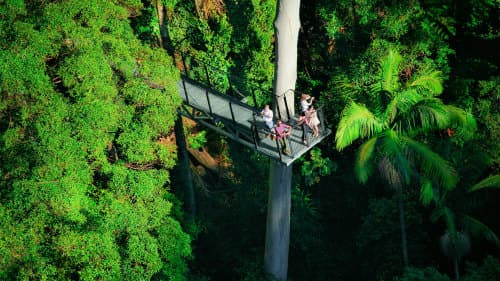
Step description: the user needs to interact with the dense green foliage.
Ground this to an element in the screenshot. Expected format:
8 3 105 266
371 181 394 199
164 0 276 105
0 0 190 280
0 0 498 280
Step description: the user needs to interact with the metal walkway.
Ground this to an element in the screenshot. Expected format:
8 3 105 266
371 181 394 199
175 56 331 165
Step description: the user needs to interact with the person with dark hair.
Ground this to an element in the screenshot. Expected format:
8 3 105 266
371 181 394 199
274 119 292 155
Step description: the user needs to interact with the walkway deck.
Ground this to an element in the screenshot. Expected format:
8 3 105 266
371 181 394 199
177 76 331 165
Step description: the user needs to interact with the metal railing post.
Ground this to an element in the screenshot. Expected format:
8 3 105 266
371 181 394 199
251 87 258 110
182 79 190 105
283 94 291 120
204 64 212 89
180 54 190 105
252 114 259 149
229 101 236 127
228 76 234 97
318 106 326 136
275 96 282 120
203 65 213 115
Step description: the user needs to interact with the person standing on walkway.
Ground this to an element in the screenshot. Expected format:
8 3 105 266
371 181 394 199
260 104 274 138
307 105 320 137
300 93 314 112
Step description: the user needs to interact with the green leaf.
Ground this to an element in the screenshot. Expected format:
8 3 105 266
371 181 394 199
407 69 443 96
463 215 500 248
385 89 423 124
355 136 378 183
420 179 434 206
335 101 384 150
444 105 477 139
469 175 500 192
407 98 451 130
379 49 402 95
380 130 411 186
402 136 458 190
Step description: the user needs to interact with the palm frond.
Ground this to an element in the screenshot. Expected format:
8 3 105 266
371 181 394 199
443 207 457 234
402 136 458 190
367 81 382 97
332 76 360 97
379 49 402 95
469 175 500 192
420 178 434 206
406 98 451 131
335 102 384 150
407 69 443 96
384 89 423 124
355 137 378 183
430 205 446 222
430 205 456 235
463 215 500 248
444 105 477 139
378 156 404 189
379 131 411 186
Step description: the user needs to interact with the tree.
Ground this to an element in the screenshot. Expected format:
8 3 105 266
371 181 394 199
393 267 451 281
422 174 500 280
152 0 197 217
335 48 475 268
264 0 301 280
0 1 191 279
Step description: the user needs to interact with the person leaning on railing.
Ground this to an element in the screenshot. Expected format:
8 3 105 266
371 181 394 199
306 105 320 137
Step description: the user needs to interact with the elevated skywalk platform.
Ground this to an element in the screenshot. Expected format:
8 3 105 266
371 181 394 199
175 55 331 165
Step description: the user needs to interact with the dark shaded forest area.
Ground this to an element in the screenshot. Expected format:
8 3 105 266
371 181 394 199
0 0 499 280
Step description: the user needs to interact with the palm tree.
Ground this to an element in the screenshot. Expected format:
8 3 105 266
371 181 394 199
335 49 475 268
422 174 500 280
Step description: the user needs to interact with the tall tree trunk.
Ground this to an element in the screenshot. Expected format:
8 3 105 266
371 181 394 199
155 0 196 216
264 1 301 280
273 0 300 121
154 0 165 47
154 0 174 55
453 257 460 281
174 115 196 216
264 162 292 280
397 187 409 268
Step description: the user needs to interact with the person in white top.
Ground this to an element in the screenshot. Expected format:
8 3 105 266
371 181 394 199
260 104 274 130
300 93 314 112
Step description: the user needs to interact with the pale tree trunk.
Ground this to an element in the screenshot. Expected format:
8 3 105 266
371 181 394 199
264 162 292 280
273 0 300 122
264 1 301 280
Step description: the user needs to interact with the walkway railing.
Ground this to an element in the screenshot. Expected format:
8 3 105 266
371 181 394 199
176 53 265 111
173 52 329 163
